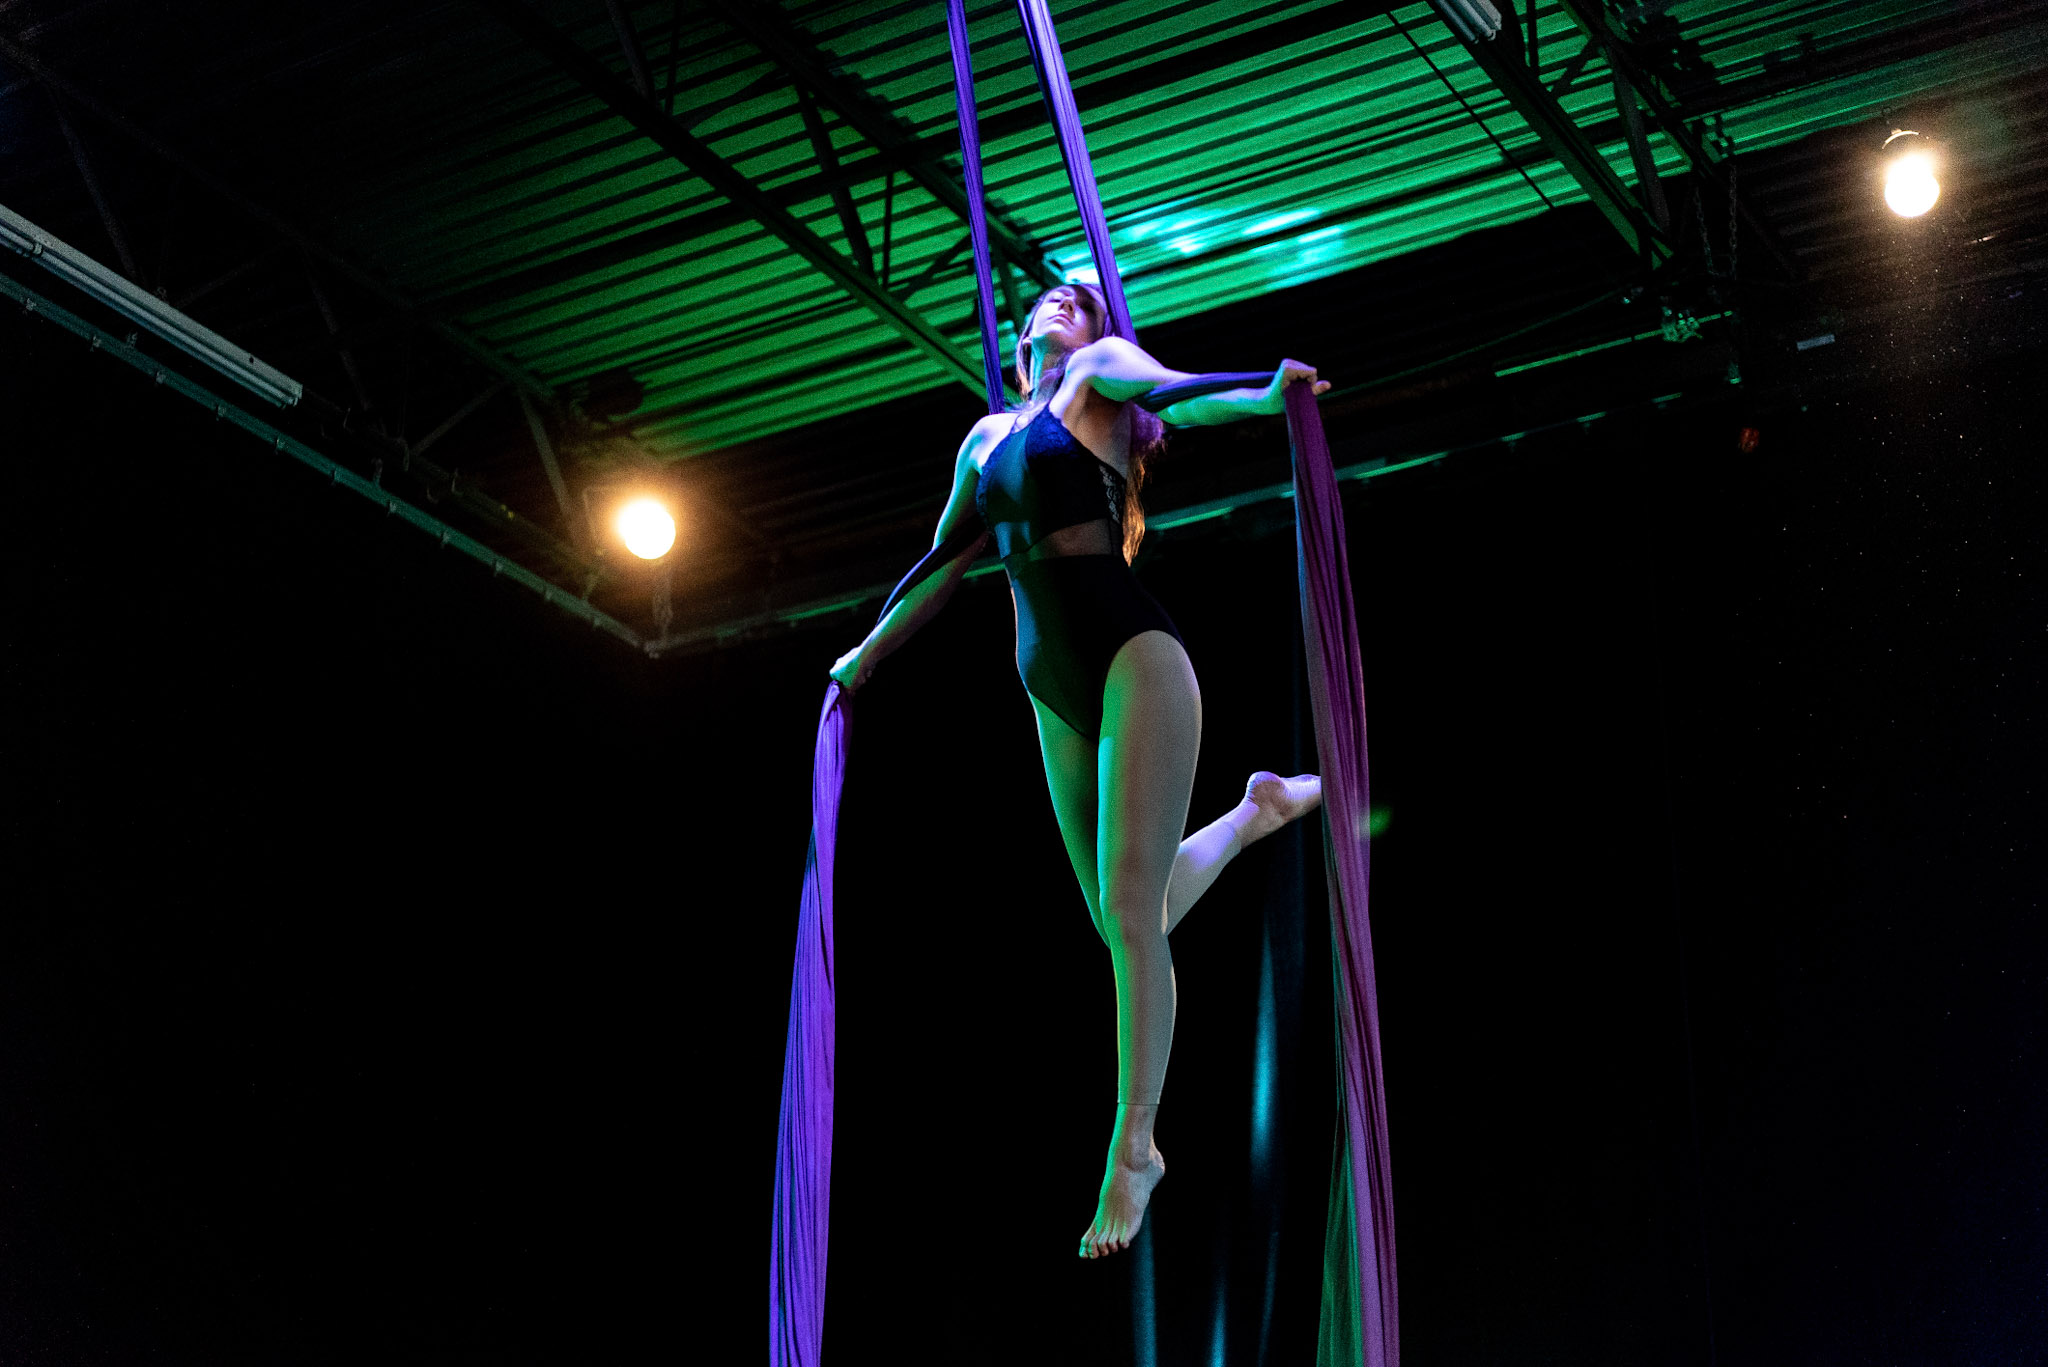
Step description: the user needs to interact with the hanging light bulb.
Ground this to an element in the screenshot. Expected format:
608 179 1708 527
1882 129 1941 218
616 497 676 559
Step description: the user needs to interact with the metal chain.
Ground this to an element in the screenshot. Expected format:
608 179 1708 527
1694 176 1716 277
1726 154 1739 284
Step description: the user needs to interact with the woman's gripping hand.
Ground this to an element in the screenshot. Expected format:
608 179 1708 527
1258 359 1331 414
829 642 873 693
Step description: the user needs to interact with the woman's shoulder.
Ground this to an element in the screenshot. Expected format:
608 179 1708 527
960 411 1016 474
1069 333 1141 372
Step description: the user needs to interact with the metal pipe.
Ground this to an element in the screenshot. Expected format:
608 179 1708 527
0 200 303 407
0 267 641 647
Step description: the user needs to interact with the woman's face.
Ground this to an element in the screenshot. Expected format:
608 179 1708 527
1023 285 1104 355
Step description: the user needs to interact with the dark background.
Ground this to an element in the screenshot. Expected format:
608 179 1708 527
4 256 2045 1366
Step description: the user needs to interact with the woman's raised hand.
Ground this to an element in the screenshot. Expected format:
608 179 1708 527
1260 358 1332 413
829 642 873 693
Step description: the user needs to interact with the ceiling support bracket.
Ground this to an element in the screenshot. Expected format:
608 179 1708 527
1428 9 1673 266
1555 0 1802 280
704 0 1060 291
794 87 876 278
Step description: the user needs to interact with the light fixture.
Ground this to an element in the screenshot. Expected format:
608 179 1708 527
0 200 303 407
1882 129 1941 219
616 496 676 559
1429 0 1502 44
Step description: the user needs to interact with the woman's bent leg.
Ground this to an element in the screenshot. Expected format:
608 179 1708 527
1079 629 1201 1258
1163 772 1324 933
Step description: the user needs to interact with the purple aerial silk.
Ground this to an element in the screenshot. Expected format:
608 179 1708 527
1288 382 1399 1367
769 14 1000 1366
947 0 1007 412
768 685 846 1367
1015 0 1135 340
770 6 1397 1365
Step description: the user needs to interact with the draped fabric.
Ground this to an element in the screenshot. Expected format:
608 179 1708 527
768 686 847 1367
770 5 1397 1364
1014 0 1135 341
946 0 1007 413
1288 382 1400 1367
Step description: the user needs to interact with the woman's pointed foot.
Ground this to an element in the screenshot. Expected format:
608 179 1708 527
1079 1145 1165 1259
1239 771 1322 845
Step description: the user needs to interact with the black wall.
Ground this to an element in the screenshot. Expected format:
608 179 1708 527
4 296 2043 1365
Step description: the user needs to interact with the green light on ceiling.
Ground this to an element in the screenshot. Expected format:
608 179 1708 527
1242 208 1320 237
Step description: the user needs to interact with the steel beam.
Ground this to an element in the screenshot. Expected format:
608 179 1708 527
50 103 140 281
705 0 1059 291
1430 16 1672 265
305 269 377 418
794 86 875 278
519 390 581 541
173 252 271 310
1554 0 1802 280
412 380 509 458
481 0 986 396
602 0 655 98
1610 65 1670 234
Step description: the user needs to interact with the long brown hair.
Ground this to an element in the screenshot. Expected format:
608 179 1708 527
1013 282 1165 564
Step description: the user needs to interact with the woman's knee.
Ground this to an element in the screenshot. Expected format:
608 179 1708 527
1097 872 1170 940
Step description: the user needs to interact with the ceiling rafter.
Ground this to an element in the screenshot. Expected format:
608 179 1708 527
1421 3 1673 265
705 0 1060 291
478 0 988 396
1558 0 1803 280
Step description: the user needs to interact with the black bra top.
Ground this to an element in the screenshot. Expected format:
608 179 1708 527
974 404 1128 560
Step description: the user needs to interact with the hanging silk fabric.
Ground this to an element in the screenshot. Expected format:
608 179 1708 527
770 5 1396 1364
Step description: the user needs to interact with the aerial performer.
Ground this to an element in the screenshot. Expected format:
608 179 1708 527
777 6 1394 1361
828 279 1332 1258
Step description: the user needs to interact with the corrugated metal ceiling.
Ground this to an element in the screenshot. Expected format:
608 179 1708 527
289 0 2032 450
1 0 2041 642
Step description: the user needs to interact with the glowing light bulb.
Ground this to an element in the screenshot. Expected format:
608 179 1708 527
1884 151 1941 218
616 497 676 559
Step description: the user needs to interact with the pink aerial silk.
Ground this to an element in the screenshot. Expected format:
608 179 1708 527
770 6 1396 1365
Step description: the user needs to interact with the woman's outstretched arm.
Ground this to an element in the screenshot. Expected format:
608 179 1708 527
829 416 1000 691
1071 337 1329 426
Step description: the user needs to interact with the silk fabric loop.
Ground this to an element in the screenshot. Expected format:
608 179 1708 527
1016 0 1134 340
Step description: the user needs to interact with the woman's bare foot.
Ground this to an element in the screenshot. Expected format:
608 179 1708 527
1237 771 1323 845
1079 1138 1165 1260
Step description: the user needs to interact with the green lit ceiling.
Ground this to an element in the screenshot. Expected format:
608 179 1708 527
312 0 2030 450
2 0 2041 646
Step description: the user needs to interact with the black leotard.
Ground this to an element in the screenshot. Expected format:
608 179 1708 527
974 405 1184 739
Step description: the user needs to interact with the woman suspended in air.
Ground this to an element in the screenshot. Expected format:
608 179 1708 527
830 282 1330 1260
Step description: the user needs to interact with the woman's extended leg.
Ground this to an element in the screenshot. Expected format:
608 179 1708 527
1079 629 1201 1259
